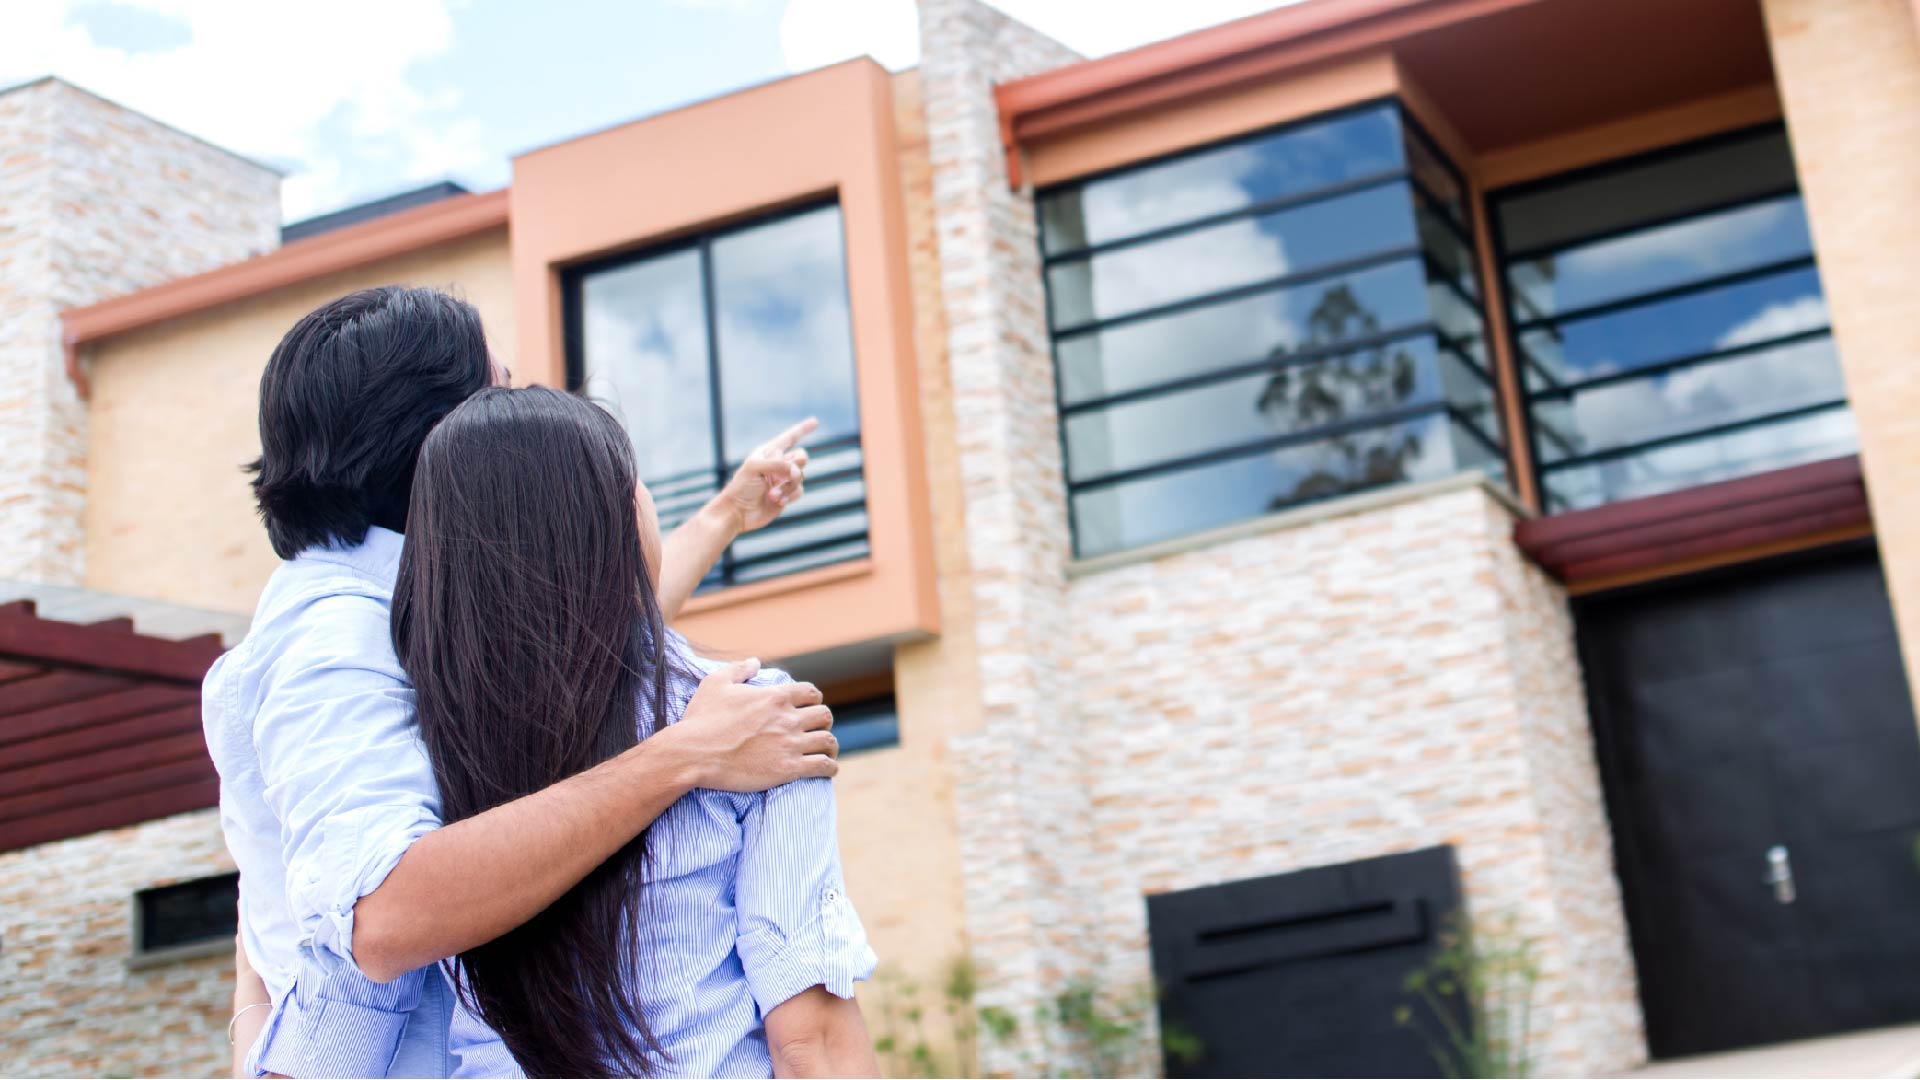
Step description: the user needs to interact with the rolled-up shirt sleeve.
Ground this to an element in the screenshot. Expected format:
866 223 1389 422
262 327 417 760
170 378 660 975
733 776 878 1016
251 591 443 966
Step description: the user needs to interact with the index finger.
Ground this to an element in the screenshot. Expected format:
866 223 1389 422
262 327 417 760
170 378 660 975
761 417 819 456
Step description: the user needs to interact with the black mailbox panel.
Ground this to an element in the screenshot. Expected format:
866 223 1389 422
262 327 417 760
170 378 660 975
1148 845 1464 1078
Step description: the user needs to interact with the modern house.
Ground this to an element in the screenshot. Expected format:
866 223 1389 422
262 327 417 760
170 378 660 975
5 0 1920 1075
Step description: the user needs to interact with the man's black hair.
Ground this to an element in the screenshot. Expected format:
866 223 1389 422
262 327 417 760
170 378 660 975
249 285 492 559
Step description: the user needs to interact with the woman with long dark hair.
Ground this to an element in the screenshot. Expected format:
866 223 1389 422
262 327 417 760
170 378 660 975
392 386 880 1079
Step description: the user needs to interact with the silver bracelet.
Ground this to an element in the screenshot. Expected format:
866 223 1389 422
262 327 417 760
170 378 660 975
228 1001 271 1046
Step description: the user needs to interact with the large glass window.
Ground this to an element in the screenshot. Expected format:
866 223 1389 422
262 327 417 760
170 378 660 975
567 203 868 588
1037 102 1503 558
1493 127 1851 512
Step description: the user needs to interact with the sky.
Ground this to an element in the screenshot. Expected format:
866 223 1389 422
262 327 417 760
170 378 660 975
0 0 1294 222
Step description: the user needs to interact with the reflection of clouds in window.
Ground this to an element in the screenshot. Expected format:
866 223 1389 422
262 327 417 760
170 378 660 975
1529 198 1811 314
579 250 715 482
1555 409 1856 510
1560 294 1839 458
712 206 858 462
1072 414 1458 555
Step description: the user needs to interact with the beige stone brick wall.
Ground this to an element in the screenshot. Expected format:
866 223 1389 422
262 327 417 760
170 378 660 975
1065 480 1644 1077
83 229 515 615
1762 0 1920 699
914 0 1098 1070
0 810 235 1078
0 78 278 587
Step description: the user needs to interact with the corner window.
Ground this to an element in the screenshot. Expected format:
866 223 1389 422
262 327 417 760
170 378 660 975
132 872 237 962
567 202 868 588
834 695 900 754
1037 102 1503 558
1492 126 1851 512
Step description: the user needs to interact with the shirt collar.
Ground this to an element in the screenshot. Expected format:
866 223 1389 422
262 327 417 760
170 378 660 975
298 526 406 588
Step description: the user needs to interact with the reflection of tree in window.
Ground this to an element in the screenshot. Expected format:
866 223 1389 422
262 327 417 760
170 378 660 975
1256 284 1419 506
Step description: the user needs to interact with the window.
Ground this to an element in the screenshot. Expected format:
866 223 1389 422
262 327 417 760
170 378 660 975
834 695 900 754
132 872 237 961
1036 102 1503 558
1492 126 1851 512
567 202 868 588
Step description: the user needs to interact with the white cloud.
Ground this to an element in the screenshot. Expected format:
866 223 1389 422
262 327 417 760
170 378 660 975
0 0 489 220
779 0 920 72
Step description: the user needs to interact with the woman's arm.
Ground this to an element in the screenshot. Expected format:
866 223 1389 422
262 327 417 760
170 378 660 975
229 934 284 1079
765 986 880 1079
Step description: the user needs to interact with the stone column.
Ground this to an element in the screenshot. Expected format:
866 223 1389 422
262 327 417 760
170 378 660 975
913 1 1106 1072
0 78 279 584
1762 0 1920 695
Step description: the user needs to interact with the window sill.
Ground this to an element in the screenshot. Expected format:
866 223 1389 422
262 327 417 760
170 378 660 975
1066 471 1522 580
680 558 875 616
126 937 230 970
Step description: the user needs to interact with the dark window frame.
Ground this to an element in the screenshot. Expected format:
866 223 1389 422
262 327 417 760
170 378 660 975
1036 98 1504 558
129 871 239 968
561 198 870 590
1487 122 1845 515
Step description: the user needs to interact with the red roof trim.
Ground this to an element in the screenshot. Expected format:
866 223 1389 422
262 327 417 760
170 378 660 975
993 0 1542 188
1514 456 1871 588
60 188 509 397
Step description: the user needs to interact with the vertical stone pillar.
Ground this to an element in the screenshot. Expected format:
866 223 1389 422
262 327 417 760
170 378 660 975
0 78 279 584
1762 0 1920 695
913 1 1101 1071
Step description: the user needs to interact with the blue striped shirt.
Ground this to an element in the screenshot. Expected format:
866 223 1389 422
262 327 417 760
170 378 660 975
450 657 878 1078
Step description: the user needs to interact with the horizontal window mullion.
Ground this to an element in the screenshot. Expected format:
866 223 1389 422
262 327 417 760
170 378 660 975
729 529 870 570
791 463 864 490
1422 249 1481 308
1069 401 1449 494
742 498 867 537
1058 321 1441 417
1502 184 1803 265
1042 169 1411 265
1513 254 1818 334
1053 245 1425 340
1538 397 1849 472
1527 326 1835 402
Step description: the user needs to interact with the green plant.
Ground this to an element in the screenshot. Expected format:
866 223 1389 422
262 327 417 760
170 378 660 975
871 957 1200 1078
1394 914 1542 1079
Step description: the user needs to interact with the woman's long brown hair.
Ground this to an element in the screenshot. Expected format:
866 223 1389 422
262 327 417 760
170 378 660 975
392 386 695 1077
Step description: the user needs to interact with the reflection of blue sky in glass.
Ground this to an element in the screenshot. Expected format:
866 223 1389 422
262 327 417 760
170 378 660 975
1056 260 1433 403
1523 268 1829 383
1039 106 1403 252
1504 132 1856 511
712 205 859 462
1072 413 1462 556
1514 196 1813 317
1065 336 1460 481
578 248 715 484
1048 183 1417 327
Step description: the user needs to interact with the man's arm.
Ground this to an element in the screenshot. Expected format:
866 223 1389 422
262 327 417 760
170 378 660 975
766 987 881 1079
351 659 836 982
657 417 816 620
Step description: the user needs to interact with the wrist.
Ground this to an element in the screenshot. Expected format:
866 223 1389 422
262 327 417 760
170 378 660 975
628 723 707 794
697 495 745 540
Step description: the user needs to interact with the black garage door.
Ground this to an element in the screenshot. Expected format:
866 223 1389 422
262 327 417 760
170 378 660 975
1577 543 1920 1059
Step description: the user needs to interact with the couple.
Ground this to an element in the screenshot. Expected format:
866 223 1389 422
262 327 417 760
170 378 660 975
207 285 882 1078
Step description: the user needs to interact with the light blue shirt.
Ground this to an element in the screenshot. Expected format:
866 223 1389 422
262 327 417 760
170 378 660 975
205 528 449 1078
450 654 877 1079
205 527 875 1078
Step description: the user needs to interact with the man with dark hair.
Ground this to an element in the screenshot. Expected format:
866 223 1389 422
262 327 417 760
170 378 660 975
206 286 837 1077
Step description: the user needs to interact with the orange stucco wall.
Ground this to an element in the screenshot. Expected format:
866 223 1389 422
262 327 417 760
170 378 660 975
508 58 939 663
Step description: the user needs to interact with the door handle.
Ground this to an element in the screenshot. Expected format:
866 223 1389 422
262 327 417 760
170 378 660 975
1766 844 1796 905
